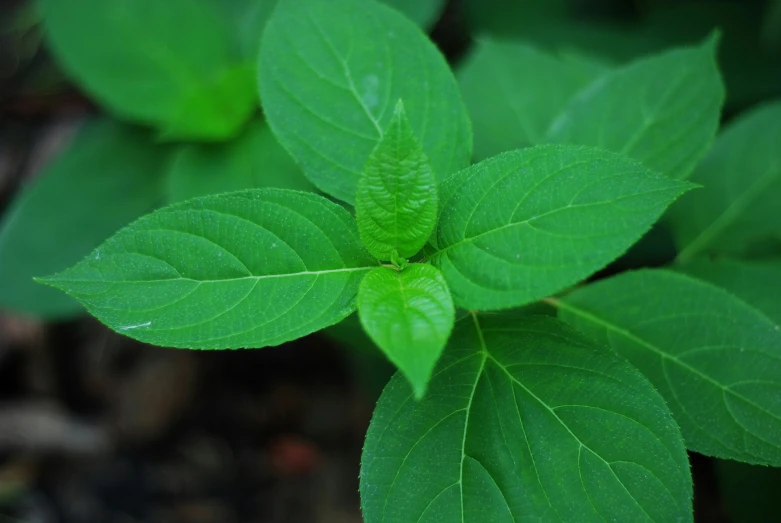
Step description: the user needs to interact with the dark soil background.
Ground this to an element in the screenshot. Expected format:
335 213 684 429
1 0 779 521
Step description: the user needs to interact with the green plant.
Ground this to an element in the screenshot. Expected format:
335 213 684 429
6 0 781 520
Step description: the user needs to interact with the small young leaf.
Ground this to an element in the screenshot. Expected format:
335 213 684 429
556 269 781 466
258 0 472 204
166 119 314 203
39 190 377 349
0 119 168 319
667 100 781 262
458 39 606 160
356 101 438 261
40 0 253 140
431 145 694 310
678 258 781 324
547 36 724 180
357 264 454 399
361 314 692 522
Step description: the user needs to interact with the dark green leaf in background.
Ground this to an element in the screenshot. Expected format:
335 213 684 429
382 0 446 29
678 257 781 324
166 119 314 203
557 269 781 466
432 145 693 310
258 0 472 204
458 39 606 161
357 264 454 399
668 100 781 262
39 189 377 349
0 119 168 319
361 314 692 522
356 101 437 261
40 0 254 140
547 36 724 180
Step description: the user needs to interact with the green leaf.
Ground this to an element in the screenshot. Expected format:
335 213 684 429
360 314 692 522
556 269 781 466
457 39 606 161
431 145 694 310
166 119 314 203
547 36 724 180
40 0 253 140
39 189 377 349
667 100 781 262
355 101 438 260
678 258 781 324
258 0 472 204
382 0 446 28
0 119 168 319
210 0 278 60
357 264 454 399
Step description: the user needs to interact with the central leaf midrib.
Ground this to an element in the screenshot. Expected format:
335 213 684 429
54 266 375 286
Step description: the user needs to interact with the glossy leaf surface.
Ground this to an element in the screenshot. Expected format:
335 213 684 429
668 100 781 261
167 119 314 203
547 37 724 180
0 119 167 319
558 269 781 465
458 39 605 160
432 145 693 310
40 0 254 140
40 190 377 349
258 0 471 203
356 102 437 260
361 314 692 522
358 264 454 399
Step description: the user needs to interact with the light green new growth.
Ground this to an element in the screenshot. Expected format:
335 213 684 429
356 101 438 261
357 264 454 399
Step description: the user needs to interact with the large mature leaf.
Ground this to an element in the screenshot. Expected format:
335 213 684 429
166 119 314 203
679 258 781 324
556 269 781 465
0 119 167 319
431 145 693 310
458 39 606 161
40 0 254 140
39 190 377 349
357 264 454 399
547 36 724 180
361 314 692 522
356 101 437 260
668 101 781 262
258 0 472 204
